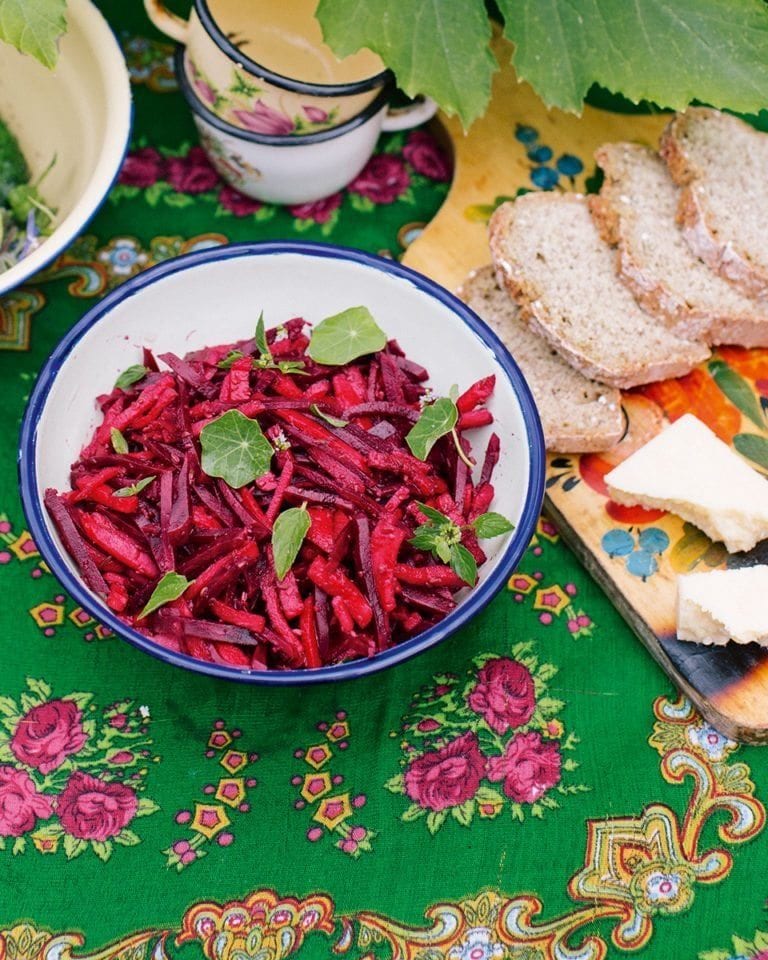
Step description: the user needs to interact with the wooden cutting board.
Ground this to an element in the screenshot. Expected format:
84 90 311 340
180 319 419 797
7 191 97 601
403 34 768 743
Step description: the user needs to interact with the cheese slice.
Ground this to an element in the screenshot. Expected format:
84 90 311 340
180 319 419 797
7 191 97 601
604 413 768 553
677 566 768 644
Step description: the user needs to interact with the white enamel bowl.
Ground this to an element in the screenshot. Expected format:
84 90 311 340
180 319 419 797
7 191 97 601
0 0 132 295
19 242 545 683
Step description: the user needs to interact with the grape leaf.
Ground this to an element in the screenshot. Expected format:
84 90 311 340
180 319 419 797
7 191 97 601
406 397 458 460
498 0 768 115
272 504 311 580
115 364 147 390
139 572 192 620
0 0 67 69
308 306 387 365
200 410 274 488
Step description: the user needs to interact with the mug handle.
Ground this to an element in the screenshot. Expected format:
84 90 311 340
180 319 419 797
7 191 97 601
381 97 438 132
144 0 190 43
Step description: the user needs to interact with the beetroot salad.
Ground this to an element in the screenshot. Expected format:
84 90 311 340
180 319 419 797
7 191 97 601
45 307 513 671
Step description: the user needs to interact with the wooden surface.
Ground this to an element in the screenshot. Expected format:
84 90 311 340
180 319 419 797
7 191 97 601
404 34 768 743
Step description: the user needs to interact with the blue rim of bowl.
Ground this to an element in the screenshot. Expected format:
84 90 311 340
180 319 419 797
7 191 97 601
176 47 394 147
18 240 545 685
194 0 392 96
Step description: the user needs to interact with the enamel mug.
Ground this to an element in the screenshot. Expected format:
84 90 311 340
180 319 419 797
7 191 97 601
145 0 392 135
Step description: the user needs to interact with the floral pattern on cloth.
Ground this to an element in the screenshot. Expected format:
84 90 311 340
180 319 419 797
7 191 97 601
291 711 376 858
109 131 452 237
0 679 158 859
164 720 258 871
121 35 177 93
385 643 587 832
1 694 762 960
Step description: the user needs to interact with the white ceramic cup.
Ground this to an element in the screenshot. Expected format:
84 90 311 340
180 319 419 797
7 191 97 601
176 48 437 204
145 0 391 135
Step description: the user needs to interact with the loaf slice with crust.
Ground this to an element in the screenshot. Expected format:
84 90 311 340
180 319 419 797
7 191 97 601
661 108 768 300
590 142 768 346
488 192 710 389
460 266 623 452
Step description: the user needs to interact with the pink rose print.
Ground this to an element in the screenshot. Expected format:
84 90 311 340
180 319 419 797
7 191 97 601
487 731 561 803
404 731 485 811
288 192 342 223
0 766 53 836
302 105 329 123
167 146 220 194
218 184 263 217
193 77 217 107
467 657 536 734
348 154 410 204
403 130 453 182
57 771 138 841
118 147 167 188
10 699 87 774
233 100 295 135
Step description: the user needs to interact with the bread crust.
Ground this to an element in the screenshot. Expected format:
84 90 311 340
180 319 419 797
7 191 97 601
592 141 768 346
661 109 768 300
488 195 709 390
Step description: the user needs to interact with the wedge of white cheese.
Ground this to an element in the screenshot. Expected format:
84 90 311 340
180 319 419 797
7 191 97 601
677 566 768 645
604 413 768 553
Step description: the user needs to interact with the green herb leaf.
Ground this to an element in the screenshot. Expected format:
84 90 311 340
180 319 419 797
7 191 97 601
139 572 192 620
115 364 148 390
406 397 458 460
0 0 68 70
200 409 273 488
272 504 311 580
113 475 156 498
473 512 515 538
415 502 452 526
276 360 309 375
217 350 245 369
308 306 387 365
450 543 477 586
448 384 459 402
255 310 270 357
310 403 349 427
110 428 128 454
709 359 765 430
409 504 462 566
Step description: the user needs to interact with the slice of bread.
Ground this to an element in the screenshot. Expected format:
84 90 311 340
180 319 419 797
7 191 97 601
661 108 768 300
590 142 768 347
460 266 624 452
488 192 710 389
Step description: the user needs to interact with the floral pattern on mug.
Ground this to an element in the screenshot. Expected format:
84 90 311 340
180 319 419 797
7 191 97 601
386 643 587 832
0 678 159 859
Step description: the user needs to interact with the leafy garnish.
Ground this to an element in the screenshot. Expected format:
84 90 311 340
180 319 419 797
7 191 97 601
113 475 156 498
473 512 515 538
310 403 349 427
138 571 192 620
217 347 306 376
409 503 514 585
406 397 458 460
115 365 148 390
272 504 311 580
255 310 270 357
0 0 68 70
200 410 273 488
308 306 387 365
110 428 128 454
217 350 245 369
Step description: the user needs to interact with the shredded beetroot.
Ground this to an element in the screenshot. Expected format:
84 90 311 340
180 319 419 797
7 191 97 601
46 317 504 671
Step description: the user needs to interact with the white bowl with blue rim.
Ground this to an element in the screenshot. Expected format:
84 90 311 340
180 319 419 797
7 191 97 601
0 0 131 295
19 241 544 684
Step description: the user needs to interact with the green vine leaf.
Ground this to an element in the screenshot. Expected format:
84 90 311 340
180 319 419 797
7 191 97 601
0 0 67 69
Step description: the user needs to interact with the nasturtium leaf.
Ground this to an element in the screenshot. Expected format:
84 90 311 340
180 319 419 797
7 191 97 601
0 0 67 69
114 475 156 498
200 409 273 488
114 364 148 390
316 0 495 128
498 0 768 116
406 397 458 460
474 512 515 538
110 428 128 454
450 543 478 586
308 306 387 365
255 311 270 357
310 403 349 427
138 571 192 620
272 504 311 580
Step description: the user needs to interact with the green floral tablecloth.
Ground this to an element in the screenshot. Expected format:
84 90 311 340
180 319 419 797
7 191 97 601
1 5 767 960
